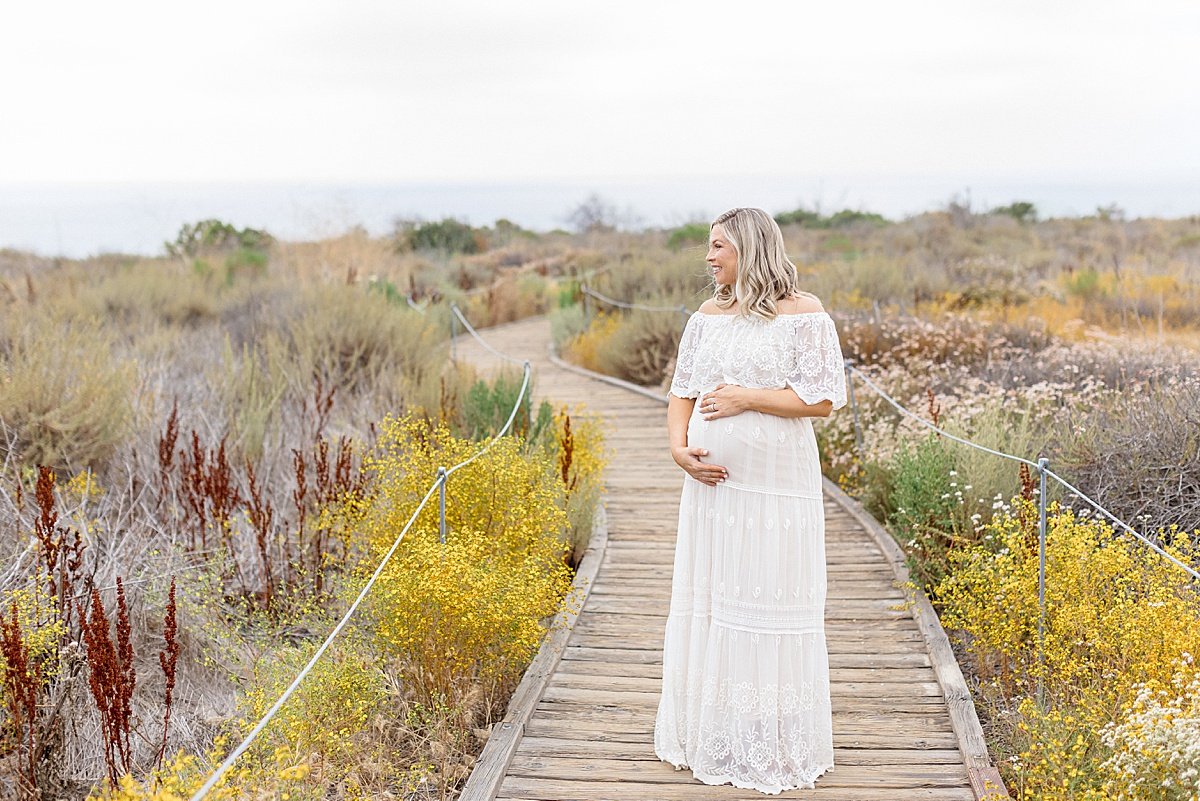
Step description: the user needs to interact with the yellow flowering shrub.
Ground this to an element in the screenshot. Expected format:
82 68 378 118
937 496 1200 705
86 742 310 801
348 413 575 704
0 580 65 686
935 495 1200 798
564 310 621 373
237 639 387 773
63 468 105 505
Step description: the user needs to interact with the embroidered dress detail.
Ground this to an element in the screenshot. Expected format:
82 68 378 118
654 309 845 794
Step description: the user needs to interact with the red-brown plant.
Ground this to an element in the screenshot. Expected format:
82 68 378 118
155 578 179 772
558 411 577 491
32 465 86 632
180 431 242 553
156 398 180 500
925 386 942 429
245 461 275 608
306 372 336 440
290 444 309 590
79 579 136 785
0 602 43 797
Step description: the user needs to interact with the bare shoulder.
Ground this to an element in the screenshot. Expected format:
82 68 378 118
698 299 723 314
777 292 825 314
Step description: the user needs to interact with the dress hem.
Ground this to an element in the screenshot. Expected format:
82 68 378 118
654 749 835 795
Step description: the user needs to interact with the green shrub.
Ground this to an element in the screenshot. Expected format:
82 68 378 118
1065 268 1105 300
667 223 710 250
461 367 552 442
884 433 968 599
549 304 587 349
166 219 273 258
403 219 484 254
990 201 1039 224
223 247 268 285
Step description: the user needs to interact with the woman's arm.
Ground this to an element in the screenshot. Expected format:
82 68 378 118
667 395 728 486
699 383 833 420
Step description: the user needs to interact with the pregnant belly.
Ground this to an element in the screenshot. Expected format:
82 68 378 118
686 407 824 497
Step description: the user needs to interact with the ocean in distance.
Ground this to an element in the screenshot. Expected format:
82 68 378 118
3 175 1199 259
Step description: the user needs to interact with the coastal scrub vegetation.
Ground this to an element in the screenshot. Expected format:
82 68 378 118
0 223 608 799
547 200 1200 800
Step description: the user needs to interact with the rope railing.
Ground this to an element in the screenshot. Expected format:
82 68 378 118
580 284 687 314
580 284 691 338
190 311 532 801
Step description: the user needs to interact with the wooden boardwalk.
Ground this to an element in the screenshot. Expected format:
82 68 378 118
456 315 1004 801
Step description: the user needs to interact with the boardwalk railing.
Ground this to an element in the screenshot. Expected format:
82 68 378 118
190 310 531 800
575 289 1200 706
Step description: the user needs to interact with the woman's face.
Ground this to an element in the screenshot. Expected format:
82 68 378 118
707 224 737 286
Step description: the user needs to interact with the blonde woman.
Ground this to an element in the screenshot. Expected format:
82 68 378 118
654 207 846 793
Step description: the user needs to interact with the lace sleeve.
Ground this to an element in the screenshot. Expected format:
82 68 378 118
668 313 704 399
785 314 847 411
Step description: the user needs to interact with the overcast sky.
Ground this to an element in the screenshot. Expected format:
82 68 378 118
1 1 1198 185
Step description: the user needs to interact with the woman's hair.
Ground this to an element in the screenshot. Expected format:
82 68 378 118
710 207 802 320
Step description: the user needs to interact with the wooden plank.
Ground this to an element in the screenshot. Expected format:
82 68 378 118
504 755 970 786
530 703 958 734
497 776 975 800
516 737 967 764
522 719 963 750
553 659 938 684
822 477 1009 800
541 675 948 700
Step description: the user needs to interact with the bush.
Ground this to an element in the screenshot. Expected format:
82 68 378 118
166 219 273 259
667 223 710 250
548 304 587 350
401 218 484 254
1053 376 1200 538
596 310 686 386
238 637 388 775
460 367 552 442
0 311 136 471
564 311 622 373
991 201 1039 224
277 285 444 399
349 415 574 705
936 495 1200 796
884 433 970 598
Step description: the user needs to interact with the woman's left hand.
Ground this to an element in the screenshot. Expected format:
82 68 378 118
699 383 751 421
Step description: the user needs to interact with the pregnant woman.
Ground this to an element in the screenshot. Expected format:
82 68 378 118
654 207 847 794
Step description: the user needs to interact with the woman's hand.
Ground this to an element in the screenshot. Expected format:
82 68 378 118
671 445 728 486
699 383 751 421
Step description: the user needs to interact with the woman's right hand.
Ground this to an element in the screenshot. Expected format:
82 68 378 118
671 446 728 486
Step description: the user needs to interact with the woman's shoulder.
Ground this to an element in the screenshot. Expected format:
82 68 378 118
777 292 826 315
697 299 724 315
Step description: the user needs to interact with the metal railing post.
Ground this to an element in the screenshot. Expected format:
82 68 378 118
845 359 863 452
437 466 448 545
524 360 534 437
1036 456 1048 709
581 284 591 327
450 309 459 362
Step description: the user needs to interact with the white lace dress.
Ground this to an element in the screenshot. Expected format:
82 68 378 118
653 310 848 794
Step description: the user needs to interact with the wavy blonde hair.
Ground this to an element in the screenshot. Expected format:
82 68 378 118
711 207 803 320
